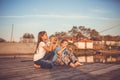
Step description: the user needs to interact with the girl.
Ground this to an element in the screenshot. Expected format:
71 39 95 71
53 39 83 68
33 31 57 69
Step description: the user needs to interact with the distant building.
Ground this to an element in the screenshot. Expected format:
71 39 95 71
74 39 93 49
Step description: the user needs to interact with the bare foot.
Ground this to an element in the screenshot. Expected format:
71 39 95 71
34 64 41 69
75 62 83 66
69 62 76 68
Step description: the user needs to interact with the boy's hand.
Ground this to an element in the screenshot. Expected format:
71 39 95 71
68 47 73 53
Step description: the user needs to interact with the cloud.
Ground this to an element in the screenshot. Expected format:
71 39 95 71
0 14 117 20
0 14 91 19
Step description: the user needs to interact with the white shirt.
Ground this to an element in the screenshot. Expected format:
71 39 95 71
33 41 46 61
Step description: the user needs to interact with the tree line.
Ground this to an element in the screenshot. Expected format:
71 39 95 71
54 26 120 41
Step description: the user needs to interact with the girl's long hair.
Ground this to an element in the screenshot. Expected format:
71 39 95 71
35 31 46 53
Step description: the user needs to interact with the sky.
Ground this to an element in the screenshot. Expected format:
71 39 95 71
0 0 120 42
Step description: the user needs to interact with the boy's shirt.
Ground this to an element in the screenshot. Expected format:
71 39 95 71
52 46 68 61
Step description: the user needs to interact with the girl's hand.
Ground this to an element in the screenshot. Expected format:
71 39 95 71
50 37 55 43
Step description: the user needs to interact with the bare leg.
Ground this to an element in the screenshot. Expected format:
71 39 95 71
34 64 41 69
75 61 83 66
69 62 76 68
67 52 78 63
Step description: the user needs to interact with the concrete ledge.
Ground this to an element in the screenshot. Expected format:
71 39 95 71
0 43 36 54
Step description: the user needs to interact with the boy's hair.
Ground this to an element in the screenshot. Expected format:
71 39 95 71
49 35 56 39
61 39 68 43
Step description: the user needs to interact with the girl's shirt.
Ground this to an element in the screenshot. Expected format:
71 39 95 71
33 41 46 61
